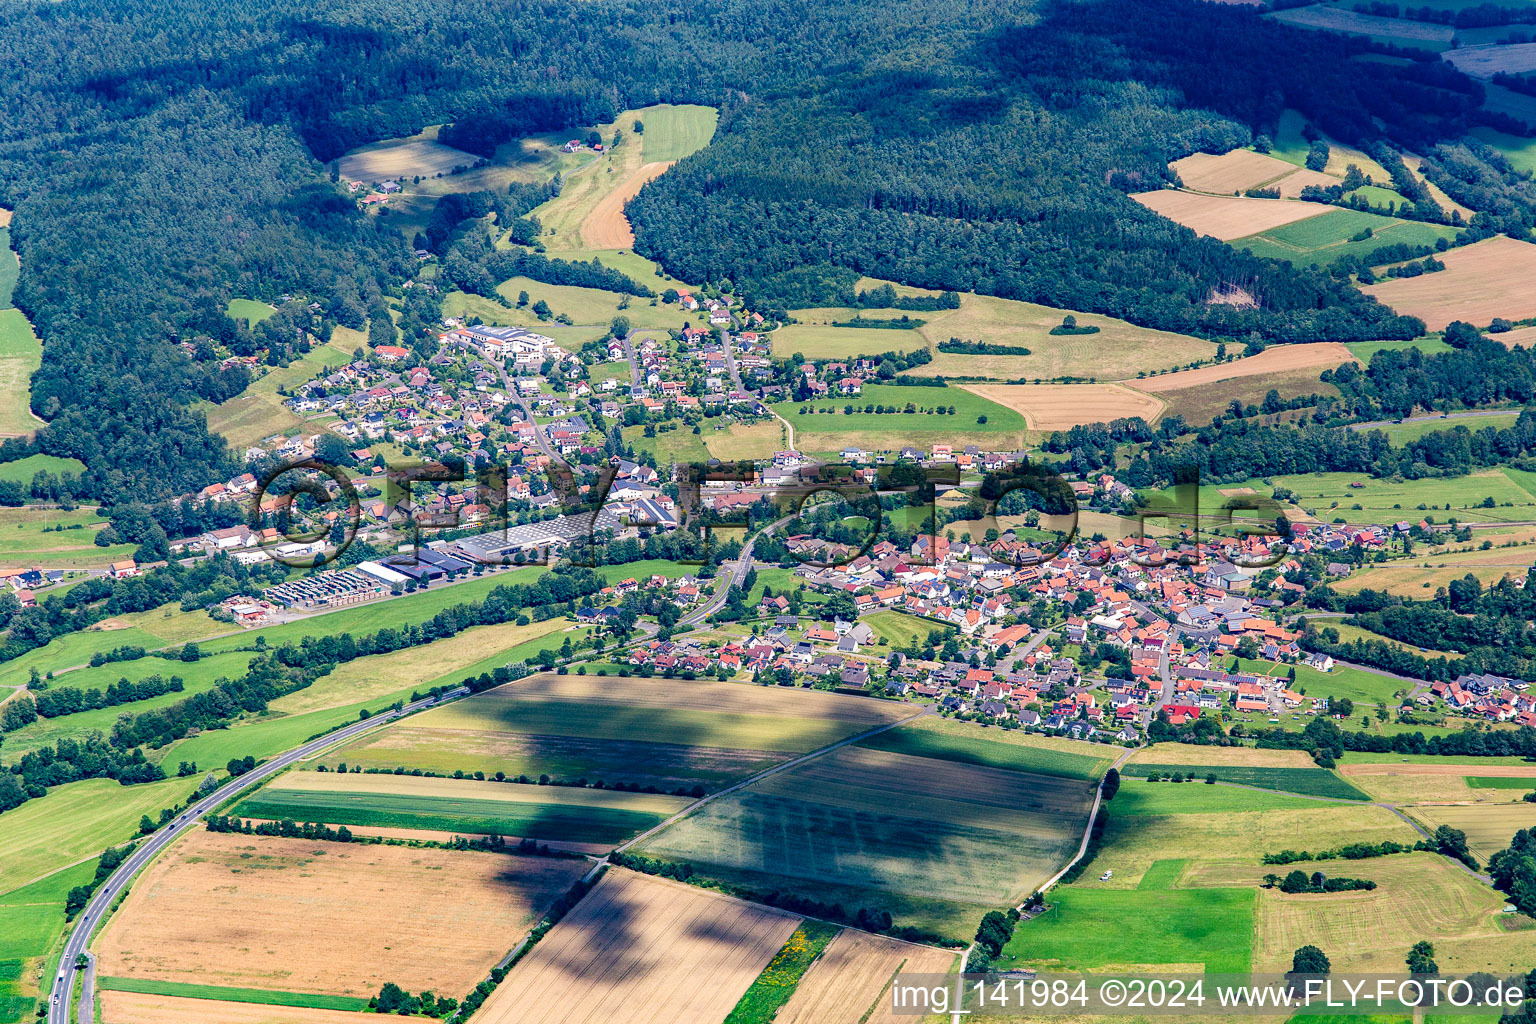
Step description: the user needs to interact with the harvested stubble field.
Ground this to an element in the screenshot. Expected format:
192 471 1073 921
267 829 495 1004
100 992 380 1024
637 746 1095 912
1363 234 1536 329
95 830 587 998
1338 761 1536 804
234 771 691 845
578 160 670 248
774 929 958 1024
329 674 911 792
473 868 801 1024
1129 190 1333 240
956 383 1163 431
856 716 1113 781
1126 744 1319 768
1133 343 1354 392
1446 40 1536 77
1170 149 1338 198
1404 802 1536 862
1252 852 1528 973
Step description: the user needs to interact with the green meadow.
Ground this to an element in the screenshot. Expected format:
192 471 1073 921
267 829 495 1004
1233 209 1459 268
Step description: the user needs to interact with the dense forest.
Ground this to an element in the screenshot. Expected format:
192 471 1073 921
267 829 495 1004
0 0 1508 499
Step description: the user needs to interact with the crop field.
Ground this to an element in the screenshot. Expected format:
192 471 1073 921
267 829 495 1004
1092 798 1421 890
475 868 800 1024
1130 190 1334 240
96 829 588 999
0 650 257 764
1447 40 1536 76
0 505 136 570
99 991 380 1024
1170 149 1338 198
956 383 1164 430
770 322 927 360
1364 234 1536 329
775 929 958 1024
1118 759 1367 800
1232 208 1459 268
1269 4 1454 49
1253 853 1527 973
1134 343 1354 393
329 673 911 791
1339 762 1536 804
1332 541 1536 597
265 617 577 715
772 384 1027 453
637 746 1095 925
857 716 1113 781
234 770 690 845
1404 803 1536 862
0 775 200 896
1001 886 1255 972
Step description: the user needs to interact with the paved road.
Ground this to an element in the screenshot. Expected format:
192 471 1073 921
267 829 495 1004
680 514 796 626
48 687 465 1024
621 331 643 389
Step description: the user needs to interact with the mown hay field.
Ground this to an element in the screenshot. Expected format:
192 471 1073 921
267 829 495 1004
1170 149 1338 198
1130 190 1334 240
772 383 1028 454
0 309 41 437
329 674 912 792
1252 852 1529 973
1127 744 1320 769
1338 761 1536 804
474 869 800 1024
1363 234 1536 329
636 746 1095 925
769 322 927 360
1269 4 1454 49
233 770 690 845
1233 208 1459 268
0 504 137 570
775 929 958 1024
95 830 587 999
957 383 1164 430
1446 40 1536 77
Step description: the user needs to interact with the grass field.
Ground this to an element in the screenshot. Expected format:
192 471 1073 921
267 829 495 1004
856 715 1113 781
204 326 365 447
1364 234 1536 329
1483 82 1536 130
0 860 96 1021
264 616 578 716
772 384 1026 454
1468 775 1536 789
198 567 541 654
0 453 84 485
770 322 928 361
0 651 256 765
1331 539 1536 597
1001 886 1255 972
97 978 369 1012
487 276 681 331
0 309 41 437
225 298 276 326
1109 781 1339 815
638 745 1096 934
475 869 800 1024
96 829 588 999
329 673 912 792
621 421 709 464
0 504 137 570
1232 208 1459 268
1345 336 1458 360
1118 761 1367 800
1469 126 1536 172
0 775 200 896
234 770 690 844
702 420 785 461
1225 653 1407 706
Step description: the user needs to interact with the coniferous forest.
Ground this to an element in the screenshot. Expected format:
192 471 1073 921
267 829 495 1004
0 0 1501 499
